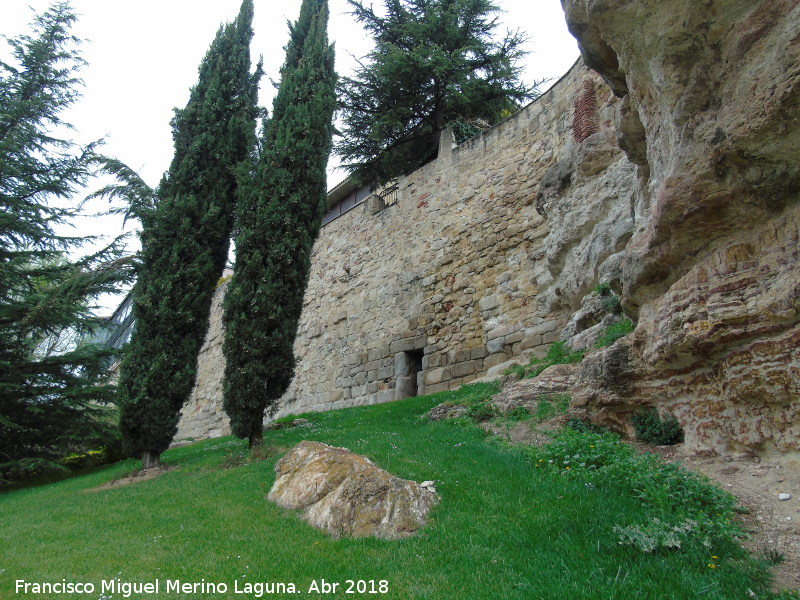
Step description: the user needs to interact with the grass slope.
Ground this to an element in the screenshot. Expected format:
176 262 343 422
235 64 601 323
0 384 777 599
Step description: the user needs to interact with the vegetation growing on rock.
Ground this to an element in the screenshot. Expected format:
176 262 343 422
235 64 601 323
631 408 684 446
505 341 585 380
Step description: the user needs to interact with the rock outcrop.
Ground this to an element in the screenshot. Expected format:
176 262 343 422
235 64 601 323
268 441 438 539
557 0 800 454
491 364 578 414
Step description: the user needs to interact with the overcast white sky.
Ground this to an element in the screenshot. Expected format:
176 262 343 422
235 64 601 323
3 0 579 310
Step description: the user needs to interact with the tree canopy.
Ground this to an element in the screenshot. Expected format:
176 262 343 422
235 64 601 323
116 0 260 467
336 0 537 187
223 0 337 447
0 2 134 481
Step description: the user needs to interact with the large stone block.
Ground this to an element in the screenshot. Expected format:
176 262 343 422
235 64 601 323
479 294 500 312
450 360 478 378
447 349 472 364
424 367 452 386
389 338 417 354
486 337 505 354
376 366 394 380
484 352 510 370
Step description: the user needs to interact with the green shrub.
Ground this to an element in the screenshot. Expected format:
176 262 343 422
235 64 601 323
564 417 608 434
592 282 612 295
592 282 623 315
631 408 684 445
595 318 634 348
59 442 125 472
602 294 622 314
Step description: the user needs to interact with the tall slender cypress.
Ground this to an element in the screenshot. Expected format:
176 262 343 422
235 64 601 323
223 0 337 446
118 0 260 468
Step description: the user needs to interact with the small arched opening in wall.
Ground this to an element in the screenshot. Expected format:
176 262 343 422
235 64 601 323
394 349 424 400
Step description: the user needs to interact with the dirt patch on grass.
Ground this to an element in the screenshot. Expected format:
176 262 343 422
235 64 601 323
633 443 800 593
219 445 289 469
88 465 178 491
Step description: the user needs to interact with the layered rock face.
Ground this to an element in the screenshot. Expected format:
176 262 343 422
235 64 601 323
560 0 800 455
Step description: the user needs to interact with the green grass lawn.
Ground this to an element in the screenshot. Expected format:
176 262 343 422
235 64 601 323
0 384 780 599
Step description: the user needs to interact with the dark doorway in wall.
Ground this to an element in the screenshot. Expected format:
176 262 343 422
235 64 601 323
395 349 424 399
405 349 423 397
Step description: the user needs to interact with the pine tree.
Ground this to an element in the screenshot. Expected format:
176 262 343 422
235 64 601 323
337 0 537 187
0 3 134 481
117 0 260 468
223 0 337 447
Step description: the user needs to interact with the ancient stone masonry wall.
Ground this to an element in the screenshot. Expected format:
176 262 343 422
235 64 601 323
275 61 617 417
176 61 621 437
177 0 800 462
175 276 231 441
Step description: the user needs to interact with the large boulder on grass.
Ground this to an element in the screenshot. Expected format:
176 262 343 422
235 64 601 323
268 441 438 539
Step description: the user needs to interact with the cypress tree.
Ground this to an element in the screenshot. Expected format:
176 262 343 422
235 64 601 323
117 0 260 468
223 0 337 447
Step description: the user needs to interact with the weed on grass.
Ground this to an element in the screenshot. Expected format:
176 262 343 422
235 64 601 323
532 429 744 555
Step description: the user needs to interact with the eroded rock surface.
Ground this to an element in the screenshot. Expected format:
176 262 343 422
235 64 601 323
555 0 800 455
491 364 578 414
268 441 438 539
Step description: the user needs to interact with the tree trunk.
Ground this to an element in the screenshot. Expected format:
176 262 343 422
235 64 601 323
248 423 263 448
142 450 161 470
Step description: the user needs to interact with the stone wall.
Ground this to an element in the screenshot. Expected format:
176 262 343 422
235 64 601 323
175 60 621 437
175 0 800 461
175 274 231 441
277 61 621 417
